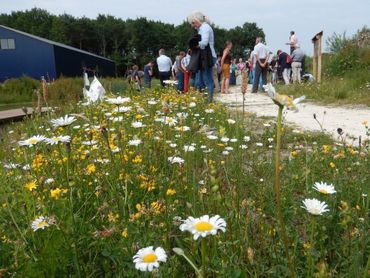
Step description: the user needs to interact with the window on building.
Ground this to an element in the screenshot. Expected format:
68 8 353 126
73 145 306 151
0 39 15 50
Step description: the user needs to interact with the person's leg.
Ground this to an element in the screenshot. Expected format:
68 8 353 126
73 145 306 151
282 68 289 85
202 67 214 101
184 71 190 93
292 62 298 83
176 71 184 92
297 64 302 83
252 63 262 93
159 72 164 87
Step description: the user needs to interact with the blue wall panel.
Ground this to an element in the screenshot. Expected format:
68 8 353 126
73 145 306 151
0 27 56 82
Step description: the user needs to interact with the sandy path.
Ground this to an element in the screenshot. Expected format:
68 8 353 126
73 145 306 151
215 85 370 141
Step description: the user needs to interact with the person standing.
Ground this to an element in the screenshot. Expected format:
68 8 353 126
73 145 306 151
220 41 232 94
181 50 191 93
291 44 304 83
277 50 291 85
236 58 246 85
156 49 172 87
187 11 217 102
143 61 154 88
286 31 298 54
251 37 269 93
174 51 186 92
131 65 141 91
230 58 237 86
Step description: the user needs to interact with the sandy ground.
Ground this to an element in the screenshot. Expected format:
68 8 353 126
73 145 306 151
215 85 370 142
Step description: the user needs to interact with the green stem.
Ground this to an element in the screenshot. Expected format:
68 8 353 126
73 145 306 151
275 105 295 278
309 218 315 277
201 238 207 277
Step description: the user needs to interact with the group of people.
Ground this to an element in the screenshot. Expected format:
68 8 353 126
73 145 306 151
126 11 306 102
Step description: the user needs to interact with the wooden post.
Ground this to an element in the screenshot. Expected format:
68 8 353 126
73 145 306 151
312 43 317 81
317 36 322 83
312 31 323 83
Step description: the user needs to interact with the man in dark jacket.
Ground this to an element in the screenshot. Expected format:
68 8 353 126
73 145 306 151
277 50 291 85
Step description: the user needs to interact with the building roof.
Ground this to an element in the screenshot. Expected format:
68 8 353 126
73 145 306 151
0 25 114 62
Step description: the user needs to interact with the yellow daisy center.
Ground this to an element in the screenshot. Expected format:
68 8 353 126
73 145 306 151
319 189 329 194
195 221 213 232
37 220 48 228
29 139 38 144
143 253 157 263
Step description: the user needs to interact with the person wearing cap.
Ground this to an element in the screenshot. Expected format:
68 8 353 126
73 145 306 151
291 44 304 83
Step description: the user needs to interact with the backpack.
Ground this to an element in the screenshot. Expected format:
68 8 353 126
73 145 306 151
286 54 292 64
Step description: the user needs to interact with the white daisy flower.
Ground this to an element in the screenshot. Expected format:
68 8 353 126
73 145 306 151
240 144 248 149
184 145 195 152
148 99 158 105
243 136 251 142
112 116 124 122
225 146 233 151
169 143 177 148
221 137 230 143
45 136 71 145
3 163 20 169
230 138 238 143
204 109 214 114
189 102 196 108
179 215 227 240
50 115 76 128
133 246 167 272
111 147 120 153
22 164 31 170
256 142 263 147
106 96 130 105
222 151 230 155
313 182 336 195
164 117 178 126
113 106 132 113
168 156 184 165
18 135 46 147
82 140 98 146
131 121 145 128
267 138 274 143
176 112 188 120
176 126 190 132
207 135 218 140
128 139 142 146
72 125 81 129
31 216 50 231
227 119 236 124
301 198 329 215
45 178 55 184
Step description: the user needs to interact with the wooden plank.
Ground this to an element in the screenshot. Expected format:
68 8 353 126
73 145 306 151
0 107 50 123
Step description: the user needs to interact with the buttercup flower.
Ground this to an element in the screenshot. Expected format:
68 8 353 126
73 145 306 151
133 246 167 272
313 182 336 195
301 198 329 215
50 115 76 128
18 135 46 147
31 216 50 231
179 215 227 240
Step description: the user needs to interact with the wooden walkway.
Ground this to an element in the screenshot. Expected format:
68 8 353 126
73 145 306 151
0 107 50 124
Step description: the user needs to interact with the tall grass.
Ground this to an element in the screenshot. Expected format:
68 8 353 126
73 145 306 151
0 87 368 277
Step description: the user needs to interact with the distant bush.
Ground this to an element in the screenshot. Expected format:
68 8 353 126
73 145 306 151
0 76 39 104
325 26 370 76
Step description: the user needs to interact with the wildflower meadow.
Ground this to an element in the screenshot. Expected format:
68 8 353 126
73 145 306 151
0 85 369 277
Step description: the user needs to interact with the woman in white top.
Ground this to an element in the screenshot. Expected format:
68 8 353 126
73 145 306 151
187 11 216 102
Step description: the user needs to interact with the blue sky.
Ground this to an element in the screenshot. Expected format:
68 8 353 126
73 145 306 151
2 0 369 55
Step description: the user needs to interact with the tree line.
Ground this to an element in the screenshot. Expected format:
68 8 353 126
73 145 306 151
0 8 265 76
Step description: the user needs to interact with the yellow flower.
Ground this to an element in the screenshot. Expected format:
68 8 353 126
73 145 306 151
166 188 176 196
329 162 336 168
50 188 62 199
108 211 119 223
32 154 45 171
132 155 142 164
25 181 37 191
322 145 331 154
121 228 128 238
290 150 298 157
135 114 143 120
86 164 96 174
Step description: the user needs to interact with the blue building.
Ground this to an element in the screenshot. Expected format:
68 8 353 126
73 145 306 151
0 25 116 82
